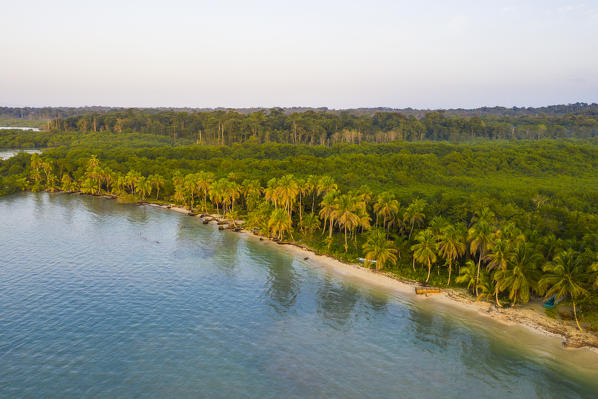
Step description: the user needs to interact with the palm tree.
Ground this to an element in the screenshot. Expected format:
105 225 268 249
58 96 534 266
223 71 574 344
296 177 307 227
148 174 165 200
485 237 512 306
494 242 541 307
241 178 262 211
539 249 590 330
137 176 151 200
305 175 319 213
226 180 241 213
332 193 362 252
373 192 399 231
125 170 140 195
403 199 426 239
264 178 281 208
456 259 479 295
61 174 74 192
317 175 337 197
102 168 115 193
318 191 338 237
468 219 494 297
362 229 398 270
277 174 299 216
437 224 466 285
209 179 227 215
184 174 198 210
299 212 320 235
195 171 214 211
268 208 293 241
411 228 437 283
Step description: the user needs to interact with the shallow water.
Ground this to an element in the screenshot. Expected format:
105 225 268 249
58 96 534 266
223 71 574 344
0 193 597 398
0 149 41 160
0 126 40 131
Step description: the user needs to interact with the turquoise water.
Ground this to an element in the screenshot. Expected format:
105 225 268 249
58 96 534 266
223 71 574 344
1 193 597 398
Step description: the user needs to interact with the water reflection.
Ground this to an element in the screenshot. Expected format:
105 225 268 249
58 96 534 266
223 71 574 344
316 276 361 329
173 218 215 260
264 254 299 314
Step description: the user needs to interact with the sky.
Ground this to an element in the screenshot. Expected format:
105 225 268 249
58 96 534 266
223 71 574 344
1 0 597 109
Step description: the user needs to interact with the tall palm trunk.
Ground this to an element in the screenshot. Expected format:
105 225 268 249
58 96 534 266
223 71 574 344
344 225 348 251
475 252 482 297
573 301 582 331
495 287 501 307
447 260 452 285
298 193 303 228
426 259 431 283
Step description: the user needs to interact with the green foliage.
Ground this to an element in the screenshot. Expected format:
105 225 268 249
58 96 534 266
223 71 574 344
2 133 598 325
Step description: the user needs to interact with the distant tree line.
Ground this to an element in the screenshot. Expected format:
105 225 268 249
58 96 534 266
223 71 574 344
46 107 598 145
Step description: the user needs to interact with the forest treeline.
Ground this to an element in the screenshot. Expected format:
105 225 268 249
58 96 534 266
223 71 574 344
47 107 598 145
1 138 597 329
2 102 597 121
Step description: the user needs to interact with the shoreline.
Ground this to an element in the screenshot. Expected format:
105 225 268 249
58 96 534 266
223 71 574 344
154 199 598 353
25 192 598 352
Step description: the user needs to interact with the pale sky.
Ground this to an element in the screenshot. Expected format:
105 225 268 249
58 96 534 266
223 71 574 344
1 0 597 109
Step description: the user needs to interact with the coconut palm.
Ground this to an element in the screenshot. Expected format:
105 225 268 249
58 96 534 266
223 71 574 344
125 170 140 195
264 178 281 208
277 174 299 216
437 224 466 285
411 228 437 283
305 175 319 213
456 259 478 295
317 175 337 197
494 242 541 307
485 237 512 306
403 199 426 239
428 216 448 235
318 191 338 237
184 174 198 210
61 174 73 192
241 178 262 211
299 212 320 235
268 208 293 241
373 192 399 231
194 171 214 211
332 193 362 252
209 179 227 215
362 229 398 270
468 219 494 297
148 174 165 200
539 249 591 330
223 180 241 213
137 176 151 200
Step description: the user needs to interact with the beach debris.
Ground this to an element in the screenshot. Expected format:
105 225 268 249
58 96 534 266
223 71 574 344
415 287 441 295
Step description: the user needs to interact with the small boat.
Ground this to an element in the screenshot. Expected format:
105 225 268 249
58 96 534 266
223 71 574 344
358 258 376 264
543 296 556 309
415 287 441 295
